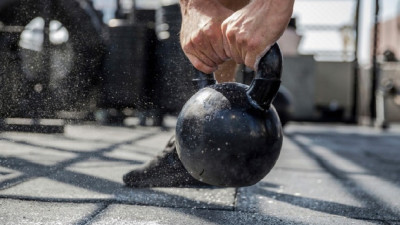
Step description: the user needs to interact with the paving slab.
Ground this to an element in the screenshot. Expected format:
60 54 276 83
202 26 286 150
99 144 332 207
271 136 326 173
237 139 368 221
283 124 400 222
0 137 78 166
287 127 400 217
237 170 388 222
90 204 384 225
0 199 99 225
0 122 399 225
0 166 23 182
0 125 165 188
0 166 25 189
0 125 236 210
0 176 235 209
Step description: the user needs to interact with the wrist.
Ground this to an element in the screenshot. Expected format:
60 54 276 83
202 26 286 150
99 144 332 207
180 0 230 18
249 0 294 12
180 0 221 10
248 0 270 8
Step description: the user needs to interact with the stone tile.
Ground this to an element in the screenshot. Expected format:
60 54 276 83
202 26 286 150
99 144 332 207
293 135 369 174
0 199 99 225
0 125 160 157
0 132 110 153
0 122 398 225
0 139 78 166
65 157 141 184
0 177 112 200
90 204 384 225
114 187 236 210
276 124 400 221
134 130 175 150
0 173 235 210
289 131 400 218
104 142 166 162
236 169 374 220
274 137 325 173
290 129 400 181
64 125 156 143
0 166 23 185
349 175 400 216
66 158 237 209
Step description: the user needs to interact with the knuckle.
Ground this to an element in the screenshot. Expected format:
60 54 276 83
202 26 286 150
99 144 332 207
199 65 213 74
236 36 246 46
226 30 236 40
237 32 252 46
247 38 261 51
205 58 217 67
220 22 227 31
208 51 221 62
191 35 202 46
192 60 203 70
182 43 191 53
204 68 213 74
203 27 216 40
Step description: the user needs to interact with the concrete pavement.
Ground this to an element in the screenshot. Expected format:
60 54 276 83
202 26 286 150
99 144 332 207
0 118 399 224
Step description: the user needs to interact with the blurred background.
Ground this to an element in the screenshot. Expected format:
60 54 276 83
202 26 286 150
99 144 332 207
0 0 400 132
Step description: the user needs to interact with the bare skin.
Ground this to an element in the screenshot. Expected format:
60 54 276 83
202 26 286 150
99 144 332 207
179 0 294 82
180 0 233 73
222 0 294 70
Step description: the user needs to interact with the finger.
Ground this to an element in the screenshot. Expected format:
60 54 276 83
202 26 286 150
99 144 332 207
186 53 217 74
245 44 272 70
222 36 232 60
202 26 228 63
221 23 232 58
210 40 229 63
237 33 254 66
208 30 229 62
189 37 219 67
243 53 256 71
223 23 244 64
226 34 244 65
199 38 225 65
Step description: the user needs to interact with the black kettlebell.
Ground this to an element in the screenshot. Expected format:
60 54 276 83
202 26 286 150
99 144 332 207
176 43 283 187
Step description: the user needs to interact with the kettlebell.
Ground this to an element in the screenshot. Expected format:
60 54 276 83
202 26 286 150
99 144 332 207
176 43 283 187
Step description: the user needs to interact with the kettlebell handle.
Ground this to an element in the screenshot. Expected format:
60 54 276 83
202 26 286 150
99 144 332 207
247 43 282 110
193 43 282 110
192 72 216 89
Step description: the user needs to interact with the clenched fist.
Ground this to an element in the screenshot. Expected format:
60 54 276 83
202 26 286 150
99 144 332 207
180 0 233 74
221 0 294 70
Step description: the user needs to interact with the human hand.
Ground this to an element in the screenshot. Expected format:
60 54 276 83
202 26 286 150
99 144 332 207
221 0 294 70
180 0 233 74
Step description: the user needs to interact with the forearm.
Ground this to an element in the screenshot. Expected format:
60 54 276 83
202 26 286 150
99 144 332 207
250 0 294 29
179 0 234 73
221 0 294 69
180 0 251 16
180 0 222 15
